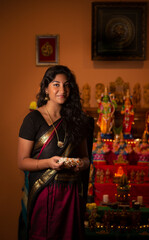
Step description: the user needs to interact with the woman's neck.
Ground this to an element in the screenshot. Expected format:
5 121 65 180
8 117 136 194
45 102 61 121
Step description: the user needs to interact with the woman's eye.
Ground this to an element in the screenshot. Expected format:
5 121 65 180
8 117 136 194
53 83 59 87
64 83 70 88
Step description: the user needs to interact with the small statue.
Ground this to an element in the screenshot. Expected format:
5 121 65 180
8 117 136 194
101 143 110 154
118 134 127 154
136 171 140 184
140 133 149 150
105 168 110 183
142 111 149 143
99 169 104 183
130 170 135 183
132 83 141 106
95 83 105 105
143 83 149 106
96 169 101 183
114 152 128 165
139 170 145 183
125 143 133 154
97 88 116 136
81 83 91 108
121 90 134 137
133 140 141 154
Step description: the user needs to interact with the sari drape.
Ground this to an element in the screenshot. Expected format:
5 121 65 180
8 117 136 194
26 119 85 240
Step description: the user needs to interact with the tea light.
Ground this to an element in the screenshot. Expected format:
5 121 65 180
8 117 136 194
137 196 143 205
103 194 109 203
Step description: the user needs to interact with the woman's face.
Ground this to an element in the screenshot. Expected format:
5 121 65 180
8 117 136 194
46 74 70 105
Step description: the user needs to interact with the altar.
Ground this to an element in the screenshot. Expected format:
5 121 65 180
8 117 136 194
84 104 149 239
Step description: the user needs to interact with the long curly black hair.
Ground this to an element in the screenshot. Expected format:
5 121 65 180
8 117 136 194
36 65 90 142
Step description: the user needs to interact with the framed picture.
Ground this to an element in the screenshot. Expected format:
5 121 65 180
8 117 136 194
36 35 59 66
92 2 147 61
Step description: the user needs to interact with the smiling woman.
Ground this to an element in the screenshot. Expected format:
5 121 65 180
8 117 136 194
18 65 93 240
45 74 70 106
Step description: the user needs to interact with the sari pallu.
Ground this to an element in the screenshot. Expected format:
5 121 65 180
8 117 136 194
28 119 86 240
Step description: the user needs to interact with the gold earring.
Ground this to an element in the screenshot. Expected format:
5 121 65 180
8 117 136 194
44 93 50 101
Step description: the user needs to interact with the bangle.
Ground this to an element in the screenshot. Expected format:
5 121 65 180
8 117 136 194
36 160 39 170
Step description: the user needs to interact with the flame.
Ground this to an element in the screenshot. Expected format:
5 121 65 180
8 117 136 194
114 166 124 177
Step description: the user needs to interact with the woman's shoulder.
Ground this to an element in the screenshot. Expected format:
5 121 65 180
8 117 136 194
21 110 44 129
24 110 42 121
19 110 44 140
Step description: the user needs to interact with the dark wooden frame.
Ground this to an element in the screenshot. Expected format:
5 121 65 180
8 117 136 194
92 2 147 61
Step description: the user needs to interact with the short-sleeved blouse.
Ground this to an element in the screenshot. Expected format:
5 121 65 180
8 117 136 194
19 110 50 142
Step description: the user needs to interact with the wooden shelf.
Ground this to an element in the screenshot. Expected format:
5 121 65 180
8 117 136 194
84 107 148 139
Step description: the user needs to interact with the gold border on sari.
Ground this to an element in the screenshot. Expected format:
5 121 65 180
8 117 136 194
34 128 54 151
28 143 74 211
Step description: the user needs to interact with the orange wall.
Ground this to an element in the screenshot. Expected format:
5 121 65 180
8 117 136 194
0 0 149 239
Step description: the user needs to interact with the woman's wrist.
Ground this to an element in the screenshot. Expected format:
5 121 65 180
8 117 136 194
79 157 90 170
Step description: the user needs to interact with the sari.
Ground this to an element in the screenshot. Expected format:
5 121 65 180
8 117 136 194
21 115 86 240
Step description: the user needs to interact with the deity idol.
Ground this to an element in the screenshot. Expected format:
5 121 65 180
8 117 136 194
143 111 149 142
121 90 134 137
97 88 116 135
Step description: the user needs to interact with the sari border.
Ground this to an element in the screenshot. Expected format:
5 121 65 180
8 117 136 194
34 128 53 150
34 118 62 151
28 143 74 218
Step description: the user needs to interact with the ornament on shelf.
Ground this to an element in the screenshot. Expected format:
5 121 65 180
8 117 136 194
143 111 149 142
115 174 131 205
81 83 91 108
132 83 141 106
96 87 116 137
105 168 110 183
130 170 135 183
121 90 134 139
95 83 105 105
109 77 129 106
143 83 149 106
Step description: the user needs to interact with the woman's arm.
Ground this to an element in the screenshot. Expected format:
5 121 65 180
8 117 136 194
17 137 63 171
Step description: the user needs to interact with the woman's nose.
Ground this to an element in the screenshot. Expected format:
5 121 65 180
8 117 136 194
59 84 65 93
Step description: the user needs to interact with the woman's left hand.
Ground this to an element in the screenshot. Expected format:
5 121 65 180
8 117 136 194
74 157 89 172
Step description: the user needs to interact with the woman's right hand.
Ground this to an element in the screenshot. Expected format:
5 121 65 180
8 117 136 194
48 156 64 170
18 137 64 171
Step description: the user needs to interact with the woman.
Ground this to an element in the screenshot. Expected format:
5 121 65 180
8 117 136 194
18 65 92 240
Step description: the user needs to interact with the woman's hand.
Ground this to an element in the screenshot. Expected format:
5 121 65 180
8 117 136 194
48 156 64 170
18 137 64 171
74 157 90 172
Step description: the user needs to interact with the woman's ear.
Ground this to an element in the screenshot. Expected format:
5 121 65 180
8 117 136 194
44 89 50 101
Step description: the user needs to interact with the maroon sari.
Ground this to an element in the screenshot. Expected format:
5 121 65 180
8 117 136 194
27 118 86 240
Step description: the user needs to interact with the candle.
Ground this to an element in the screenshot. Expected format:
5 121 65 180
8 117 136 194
103 194 109 203
137 196 143 205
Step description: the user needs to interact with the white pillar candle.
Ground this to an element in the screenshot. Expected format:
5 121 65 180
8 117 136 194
103 194 109 203
137 196 143 205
